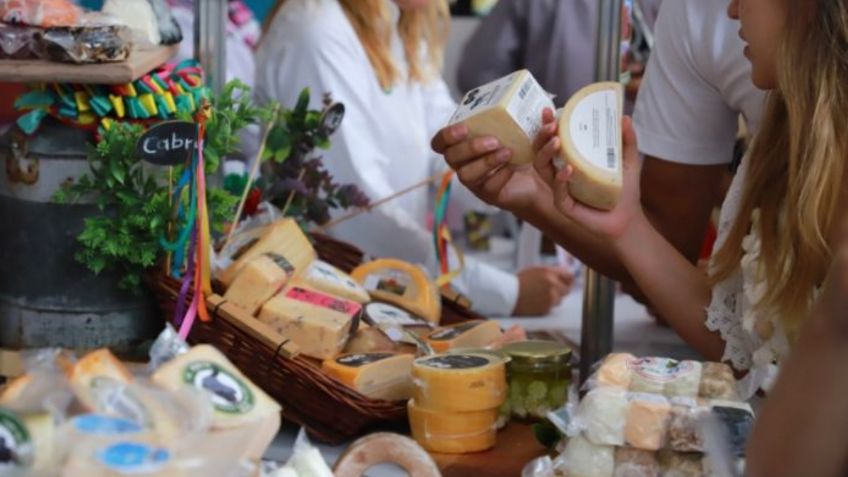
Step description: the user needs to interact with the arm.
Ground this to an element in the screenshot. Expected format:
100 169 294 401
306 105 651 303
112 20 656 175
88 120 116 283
747 237 848 477
456 0 524 93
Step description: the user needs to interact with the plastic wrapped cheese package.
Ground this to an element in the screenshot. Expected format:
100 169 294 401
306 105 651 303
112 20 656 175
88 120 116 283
613 448 659 477
576 388 628 446
0 24 38 58
698 363 740 400
558 435 615 477
32 16 132 64
667 399 707 453
624 393 671 451
657 450 704 477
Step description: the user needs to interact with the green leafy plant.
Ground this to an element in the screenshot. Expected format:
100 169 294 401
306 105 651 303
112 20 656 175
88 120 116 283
55 81 261 293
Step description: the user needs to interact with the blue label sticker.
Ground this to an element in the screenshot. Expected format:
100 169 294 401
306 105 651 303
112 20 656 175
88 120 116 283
98 442 170 473
73 415 143 435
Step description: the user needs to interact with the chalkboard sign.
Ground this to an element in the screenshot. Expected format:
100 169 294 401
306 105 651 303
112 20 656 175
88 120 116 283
136 121 198 166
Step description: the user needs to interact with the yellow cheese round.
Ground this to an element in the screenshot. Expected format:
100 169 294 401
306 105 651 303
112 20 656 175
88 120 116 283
351 259 441 324
411 353 506 412
407 400 497 454
557 82 624 211
425 320 503 353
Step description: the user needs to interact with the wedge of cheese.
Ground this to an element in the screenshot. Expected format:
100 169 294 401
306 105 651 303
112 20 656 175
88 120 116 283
223 254 291 315
407 400 497 454
258 285 361 360
68 349 133 412
322 353 414 402
351 259 441 324
151 345 281 430
292 260 370 304
450 69 554 165
411 353 506 412
425 320 503 353
217 219 316 288
556 82 624 211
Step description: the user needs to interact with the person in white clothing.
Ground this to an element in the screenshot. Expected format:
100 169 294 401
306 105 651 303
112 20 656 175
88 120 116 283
255 0 573 317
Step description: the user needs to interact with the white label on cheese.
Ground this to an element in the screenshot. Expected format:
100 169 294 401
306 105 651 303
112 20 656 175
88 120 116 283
568 89 620 173
364 270 411 296
627 357 697 383
450 72 520 124
505 74 554 142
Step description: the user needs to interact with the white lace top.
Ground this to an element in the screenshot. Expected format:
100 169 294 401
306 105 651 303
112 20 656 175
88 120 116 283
706 158 792 399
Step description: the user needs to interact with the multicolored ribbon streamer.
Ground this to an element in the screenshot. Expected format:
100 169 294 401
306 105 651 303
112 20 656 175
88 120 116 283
432 171 464 288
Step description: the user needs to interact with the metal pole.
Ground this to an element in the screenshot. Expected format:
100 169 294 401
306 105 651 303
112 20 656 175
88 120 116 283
580 0 623 385
194 0 228 96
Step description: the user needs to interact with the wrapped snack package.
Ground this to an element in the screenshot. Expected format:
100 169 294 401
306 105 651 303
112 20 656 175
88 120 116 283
558 435 615 477
657 450 704 477
577 388 628 446
667 399 707 453
625 393 671 451
0 24 37 58
710 402 754 458
628 358 699 395
33 13 131 64
698 363 739 400
613 448 660 477
663 362 702 398
596 353 634 389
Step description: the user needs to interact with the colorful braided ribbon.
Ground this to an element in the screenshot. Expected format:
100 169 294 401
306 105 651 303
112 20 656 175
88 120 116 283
432 170 464 288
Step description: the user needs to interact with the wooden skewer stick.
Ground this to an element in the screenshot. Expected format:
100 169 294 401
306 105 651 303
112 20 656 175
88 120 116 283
315 173 443 232
221 104 281 250
280 168 307 218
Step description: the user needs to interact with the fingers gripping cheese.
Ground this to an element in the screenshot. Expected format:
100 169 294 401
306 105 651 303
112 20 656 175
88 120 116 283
411 353 506 412
556 82 624 211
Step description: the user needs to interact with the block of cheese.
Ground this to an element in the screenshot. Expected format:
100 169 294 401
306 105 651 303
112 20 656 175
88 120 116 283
411 353 506 412
559 435 615 477
698 362 739 400
195 411 282 461
657 450 704 477
217 219 316 288
322 353 414 401
293 260 370 304
258 285 361 360
663 361 702 398
625 393 671 451
407 399 497 454
450 69 555 166
667 401 707 453
556 82 624 211
628 357 682 395
151 344 281 429
351 259 441 324
61 441 182 477
68 349 133 412
577 388 628 447
364 301 432 330
223 254 291 315
60 414 157 463
596 353 635 390
344 327 401 354
425 320 503 353
614 448 660 477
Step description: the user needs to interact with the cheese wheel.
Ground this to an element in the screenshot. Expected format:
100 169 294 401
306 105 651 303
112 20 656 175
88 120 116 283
322 353 414 402
425 320 503 353
557 82 624 211
351 259 441 324
449 69 555 166
293 260 370 304
151 345 281 430
258 285 361 360
407 400 497 454
217 219 316 288
223 254 290 315
68 349 133 412
411 353 506 412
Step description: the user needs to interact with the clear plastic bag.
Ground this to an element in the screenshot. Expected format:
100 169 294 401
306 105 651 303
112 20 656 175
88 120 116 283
32 13 131 64
0 24 37 58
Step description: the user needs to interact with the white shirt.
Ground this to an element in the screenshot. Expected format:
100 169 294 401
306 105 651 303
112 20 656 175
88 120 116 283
633 0 766 165
254 0 519 316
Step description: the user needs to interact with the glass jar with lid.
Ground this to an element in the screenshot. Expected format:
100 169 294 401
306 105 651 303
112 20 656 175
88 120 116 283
501 340 573 420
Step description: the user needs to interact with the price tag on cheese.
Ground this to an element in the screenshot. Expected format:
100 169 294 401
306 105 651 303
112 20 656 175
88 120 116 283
556 82 624 211
450 69 555 166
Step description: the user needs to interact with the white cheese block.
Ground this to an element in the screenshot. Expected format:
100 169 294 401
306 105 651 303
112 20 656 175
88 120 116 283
293 260 370 304
559 435 615 477
577 388 628 447
151 345 281 430
258 285 361 360
223 254 291 315
450 69 555 165
557 82 624 211
625 393 671 451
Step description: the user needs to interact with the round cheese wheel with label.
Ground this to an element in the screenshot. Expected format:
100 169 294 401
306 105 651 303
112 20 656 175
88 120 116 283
411 353 506 412
407 400 497 454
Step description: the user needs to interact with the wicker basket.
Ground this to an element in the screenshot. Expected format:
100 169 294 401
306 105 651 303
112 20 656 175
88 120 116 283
148 233 484 444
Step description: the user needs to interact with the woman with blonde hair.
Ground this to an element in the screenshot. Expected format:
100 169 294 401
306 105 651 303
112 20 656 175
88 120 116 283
255 0 573 317
523 0 848 398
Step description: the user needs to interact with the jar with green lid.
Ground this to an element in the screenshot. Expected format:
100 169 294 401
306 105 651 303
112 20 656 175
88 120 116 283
501 340 573 420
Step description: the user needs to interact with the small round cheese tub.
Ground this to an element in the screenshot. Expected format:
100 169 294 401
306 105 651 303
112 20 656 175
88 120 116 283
411 353 507 413
407 400 498 454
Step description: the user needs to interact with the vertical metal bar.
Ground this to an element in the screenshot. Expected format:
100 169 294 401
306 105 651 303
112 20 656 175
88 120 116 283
580 0 623 385
194 0 228 96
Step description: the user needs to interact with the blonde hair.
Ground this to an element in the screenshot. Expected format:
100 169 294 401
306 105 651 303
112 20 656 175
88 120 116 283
264 0 449 90
711 0 848 338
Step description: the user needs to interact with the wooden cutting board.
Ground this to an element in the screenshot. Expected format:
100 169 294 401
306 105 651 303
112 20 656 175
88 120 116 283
431 423 547 477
